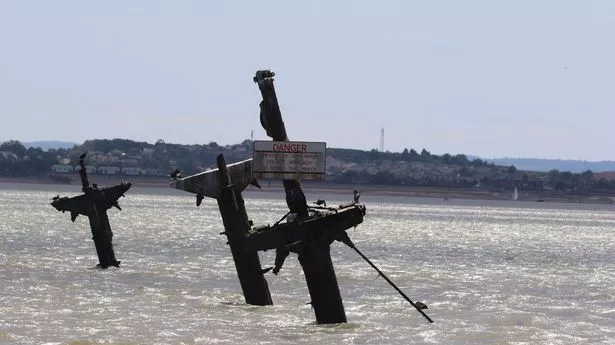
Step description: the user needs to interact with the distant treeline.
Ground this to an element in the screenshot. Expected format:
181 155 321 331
0 140 62 176
329 147 493 167
0 139 254 177
1 139 615 191
487 157 615 173
327 147 615 191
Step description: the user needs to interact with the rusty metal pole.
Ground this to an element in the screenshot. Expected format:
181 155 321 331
87 194 120 268
50 154 130 268
254 70 347 323
216 154 273 306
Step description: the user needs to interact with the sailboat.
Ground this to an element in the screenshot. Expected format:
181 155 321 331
512 187 519 201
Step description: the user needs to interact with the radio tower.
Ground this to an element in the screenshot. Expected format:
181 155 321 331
380 127 384 152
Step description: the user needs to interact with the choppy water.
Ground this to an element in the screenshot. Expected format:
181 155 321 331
1 183 615 345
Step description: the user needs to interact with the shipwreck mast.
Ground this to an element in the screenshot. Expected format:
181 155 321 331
50 153 131 268
254 70 347 323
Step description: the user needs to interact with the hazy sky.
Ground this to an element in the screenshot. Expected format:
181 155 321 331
1 1 613 160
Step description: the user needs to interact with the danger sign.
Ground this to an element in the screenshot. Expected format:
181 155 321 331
252 140 326 180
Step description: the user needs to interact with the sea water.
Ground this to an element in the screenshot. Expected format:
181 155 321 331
1 183 614 344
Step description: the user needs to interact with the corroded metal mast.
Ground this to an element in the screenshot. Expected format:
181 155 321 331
170 158 273 306
170 71 431 324
50 153 131 268
214 154 273 305
253 70 348 323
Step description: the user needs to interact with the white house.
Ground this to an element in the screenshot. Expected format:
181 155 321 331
121 167 142 175
144 168 165 176
51 164 74 173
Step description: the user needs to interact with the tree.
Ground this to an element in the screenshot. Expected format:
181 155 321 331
580 169 594 181
452 154 469 165
441 153 452 164
554 181 567 190
372 170 397 185
365 149 380 161
0 140 27 158
400 148 410 161
578 170 595 190
471 158 485 167
408 149 419 161
459 166 473 177
508 165 517 174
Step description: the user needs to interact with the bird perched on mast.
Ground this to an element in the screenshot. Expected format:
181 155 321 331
170 168 182 179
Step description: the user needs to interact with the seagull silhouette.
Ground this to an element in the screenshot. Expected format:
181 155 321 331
170 168 182 179
314 199 327 206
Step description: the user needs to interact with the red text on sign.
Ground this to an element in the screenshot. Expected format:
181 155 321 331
272 143 308 152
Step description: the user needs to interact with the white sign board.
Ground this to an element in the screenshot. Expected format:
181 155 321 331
252 140 326 180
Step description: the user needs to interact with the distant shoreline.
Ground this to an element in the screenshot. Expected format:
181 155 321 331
1 175 614 204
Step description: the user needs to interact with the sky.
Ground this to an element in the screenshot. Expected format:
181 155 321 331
0 1 613 161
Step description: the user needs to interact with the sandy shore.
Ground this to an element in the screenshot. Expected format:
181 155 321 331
1 175 614 204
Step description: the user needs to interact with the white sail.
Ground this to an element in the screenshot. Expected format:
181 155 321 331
512 187 519 201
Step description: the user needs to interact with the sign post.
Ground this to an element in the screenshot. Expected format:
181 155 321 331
252 140 326 181
254 70 348 324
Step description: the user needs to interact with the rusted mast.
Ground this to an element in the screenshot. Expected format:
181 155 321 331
169 158 273 305
253 70 347 323
50 153 130 268
215 154 273 305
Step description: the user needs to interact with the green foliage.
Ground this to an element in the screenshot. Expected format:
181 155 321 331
77 138 153 153
594 178 615 189
400 148 410 161
0 140 59 176
2 138 615 191
545 168 605 191
0 140 28 158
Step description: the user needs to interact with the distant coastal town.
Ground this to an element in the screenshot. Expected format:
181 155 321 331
1 138 615 200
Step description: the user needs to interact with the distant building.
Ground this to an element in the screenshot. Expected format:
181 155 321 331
98 166 120 175
595 172 615 181
120 158 139 165
51 164 74 173
438 165 455 174
142 148 154 157
0 151 18 160
144 168 165 176
485 179 544 190
121 167 142 175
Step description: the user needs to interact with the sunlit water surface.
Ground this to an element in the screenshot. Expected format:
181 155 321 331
1 183 614 344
